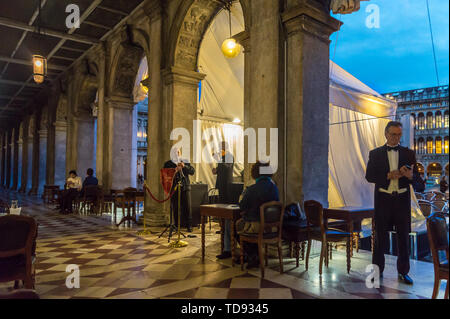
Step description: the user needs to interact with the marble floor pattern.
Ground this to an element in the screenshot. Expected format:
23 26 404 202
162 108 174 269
0 190 447 299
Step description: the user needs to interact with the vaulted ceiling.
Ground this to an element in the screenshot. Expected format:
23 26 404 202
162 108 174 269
0 0 144 126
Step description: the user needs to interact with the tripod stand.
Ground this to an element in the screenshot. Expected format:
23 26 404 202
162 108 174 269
157 178 187 243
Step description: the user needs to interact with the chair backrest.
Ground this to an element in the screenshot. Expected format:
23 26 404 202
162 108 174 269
432 192 446 201
424 192 436 201
418 200 434 217
415 192 425 200
426 212 449 267
0 215 37 259
83 185 100 199
432 200 447 212
304 200 325 233
123 187 137 202
259 201 284 238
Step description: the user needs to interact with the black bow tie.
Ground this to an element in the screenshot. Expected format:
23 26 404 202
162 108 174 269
387 145 400 152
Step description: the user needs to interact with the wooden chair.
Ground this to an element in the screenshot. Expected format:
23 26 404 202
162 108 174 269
79 185 101 214
116 187 138 227
0 215 37 289
432 200 448 214
432 191 446 201
239 201 284 278
418 199 436 217
426 212 449 299
304 200 352 275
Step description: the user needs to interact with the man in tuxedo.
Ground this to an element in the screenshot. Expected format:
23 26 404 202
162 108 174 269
212 141 234 204
164 149 195 232
366 121 417 285
212 141 235 260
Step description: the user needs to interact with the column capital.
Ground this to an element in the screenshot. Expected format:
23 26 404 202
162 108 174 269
162 67 206 87
234 30 251 53
282 1 341 42
106 96 136 110
54 121 68 131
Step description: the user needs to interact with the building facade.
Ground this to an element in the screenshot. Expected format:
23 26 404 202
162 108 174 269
383 85 449 179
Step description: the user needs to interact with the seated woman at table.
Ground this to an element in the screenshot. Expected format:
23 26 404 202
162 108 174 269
59 170 82 214
217 161 279 268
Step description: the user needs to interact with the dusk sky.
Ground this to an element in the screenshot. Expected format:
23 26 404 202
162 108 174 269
330 0 449 94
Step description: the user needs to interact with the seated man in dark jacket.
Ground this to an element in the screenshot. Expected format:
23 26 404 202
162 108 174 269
237 161 279 268
82 168 98 189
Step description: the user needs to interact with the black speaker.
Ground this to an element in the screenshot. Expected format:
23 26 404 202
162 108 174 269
189 183 208 227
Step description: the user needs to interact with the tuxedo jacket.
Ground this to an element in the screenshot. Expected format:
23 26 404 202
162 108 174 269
365 145 417 231
215 152 234 193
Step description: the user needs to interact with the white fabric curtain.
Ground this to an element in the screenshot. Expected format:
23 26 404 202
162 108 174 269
194 119 244 188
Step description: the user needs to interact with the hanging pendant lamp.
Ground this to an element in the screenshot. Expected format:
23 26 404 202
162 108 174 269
33 0 47 84
221 1 241 58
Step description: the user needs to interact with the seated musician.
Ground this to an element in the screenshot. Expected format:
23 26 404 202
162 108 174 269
218 161 279 268
59 170 82 214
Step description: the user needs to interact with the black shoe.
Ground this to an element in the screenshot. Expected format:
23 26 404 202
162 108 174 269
216 251 232 259
398 274 413 285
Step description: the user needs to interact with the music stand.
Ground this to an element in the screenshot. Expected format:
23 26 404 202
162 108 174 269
157 168 187 242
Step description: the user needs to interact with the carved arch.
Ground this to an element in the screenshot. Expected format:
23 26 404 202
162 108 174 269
168 0 250 71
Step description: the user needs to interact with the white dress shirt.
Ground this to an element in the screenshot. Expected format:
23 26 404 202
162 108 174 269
379 145 407 195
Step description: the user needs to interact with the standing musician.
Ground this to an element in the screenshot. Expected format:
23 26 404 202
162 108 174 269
163 148 195 232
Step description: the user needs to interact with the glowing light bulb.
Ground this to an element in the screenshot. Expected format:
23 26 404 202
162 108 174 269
221 38 241 58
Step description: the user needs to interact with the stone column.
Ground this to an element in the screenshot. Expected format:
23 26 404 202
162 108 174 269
0 133 5 187
26 135 34 194
144 6 166 226
37 129 48 195
105 96 136 190
54 121 67 187
282 1 340 205
17 136 23 191
73 116 96 179
12 126 19 190
5 130 12 188
96 45 106 186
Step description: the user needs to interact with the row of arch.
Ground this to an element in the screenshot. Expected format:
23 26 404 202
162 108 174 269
412 110 449 130
415 136 450 154
416 162 449 177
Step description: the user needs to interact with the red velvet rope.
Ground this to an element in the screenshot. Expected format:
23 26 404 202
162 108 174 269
143 182 178 203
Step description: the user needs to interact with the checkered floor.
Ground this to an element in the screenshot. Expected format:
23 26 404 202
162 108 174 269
1 189 446 299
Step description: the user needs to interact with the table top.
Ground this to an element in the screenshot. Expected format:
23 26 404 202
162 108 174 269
324 206 374 220
200 204 241 218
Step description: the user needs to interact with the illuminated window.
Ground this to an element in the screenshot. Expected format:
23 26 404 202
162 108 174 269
427 137 433 154
444 111 449 128
418 138 425 154
435 111 442 128
445 137 449 154
426 112 433 129
436 137 442 154
418 113 425 130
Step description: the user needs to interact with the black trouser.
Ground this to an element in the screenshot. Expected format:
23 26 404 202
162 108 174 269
373 191 411 275
171 186 192 229
61 188 79 213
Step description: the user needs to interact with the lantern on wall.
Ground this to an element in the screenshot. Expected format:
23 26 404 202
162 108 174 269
32 55 47 84
221 0 241 58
